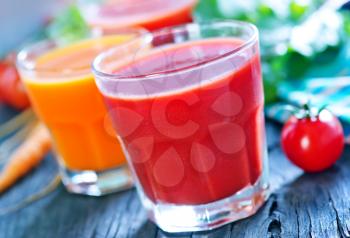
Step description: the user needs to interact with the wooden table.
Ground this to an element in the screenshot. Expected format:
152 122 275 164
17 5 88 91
1 105 350 238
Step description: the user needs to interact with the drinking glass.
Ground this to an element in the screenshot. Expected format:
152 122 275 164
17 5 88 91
78 0 197 31
93 21 269 231
16 30 145 196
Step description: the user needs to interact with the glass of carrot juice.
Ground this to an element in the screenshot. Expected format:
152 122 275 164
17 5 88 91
93 21 269 231
16 30 145 196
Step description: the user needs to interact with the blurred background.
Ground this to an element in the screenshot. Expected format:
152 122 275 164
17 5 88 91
0 0 67 55
2 0 350 128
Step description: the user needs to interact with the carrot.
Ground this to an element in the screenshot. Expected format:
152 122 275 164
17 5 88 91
0 123 52 193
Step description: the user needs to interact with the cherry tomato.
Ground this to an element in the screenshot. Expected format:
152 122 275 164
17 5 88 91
281 108 344 172
0 61 30 110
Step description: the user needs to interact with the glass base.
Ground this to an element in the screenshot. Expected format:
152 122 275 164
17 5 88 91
60 164 133 196
140 176 269 233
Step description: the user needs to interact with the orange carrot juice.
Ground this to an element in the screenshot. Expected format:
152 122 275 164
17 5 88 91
17 33 142 195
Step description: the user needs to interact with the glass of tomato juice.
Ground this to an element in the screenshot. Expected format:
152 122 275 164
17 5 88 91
93 21 269 231
78 0 197 32
16 29 145 196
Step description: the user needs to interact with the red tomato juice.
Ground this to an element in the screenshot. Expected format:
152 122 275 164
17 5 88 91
83 0 197 31
103 39 265 205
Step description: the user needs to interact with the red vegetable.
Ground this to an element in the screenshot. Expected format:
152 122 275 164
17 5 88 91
281 105 344 172
0 60 30 110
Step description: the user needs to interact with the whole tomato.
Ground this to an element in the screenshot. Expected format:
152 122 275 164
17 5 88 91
0 60 30 110
281 107 344 172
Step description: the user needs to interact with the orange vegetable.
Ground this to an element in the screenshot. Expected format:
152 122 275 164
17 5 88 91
0 123 51 193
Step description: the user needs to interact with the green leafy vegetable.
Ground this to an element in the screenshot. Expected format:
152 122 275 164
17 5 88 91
194 0 350 104
46 5 90 45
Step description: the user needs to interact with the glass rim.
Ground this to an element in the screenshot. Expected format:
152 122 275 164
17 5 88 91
92 20 258 82
16 27 147 76
79 0 198 23
79 0 198 11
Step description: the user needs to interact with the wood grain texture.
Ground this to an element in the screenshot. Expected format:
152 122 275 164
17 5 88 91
1 115 349 238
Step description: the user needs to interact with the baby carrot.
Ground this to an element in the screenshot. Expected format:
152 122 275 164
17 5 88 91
0 123 52 193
